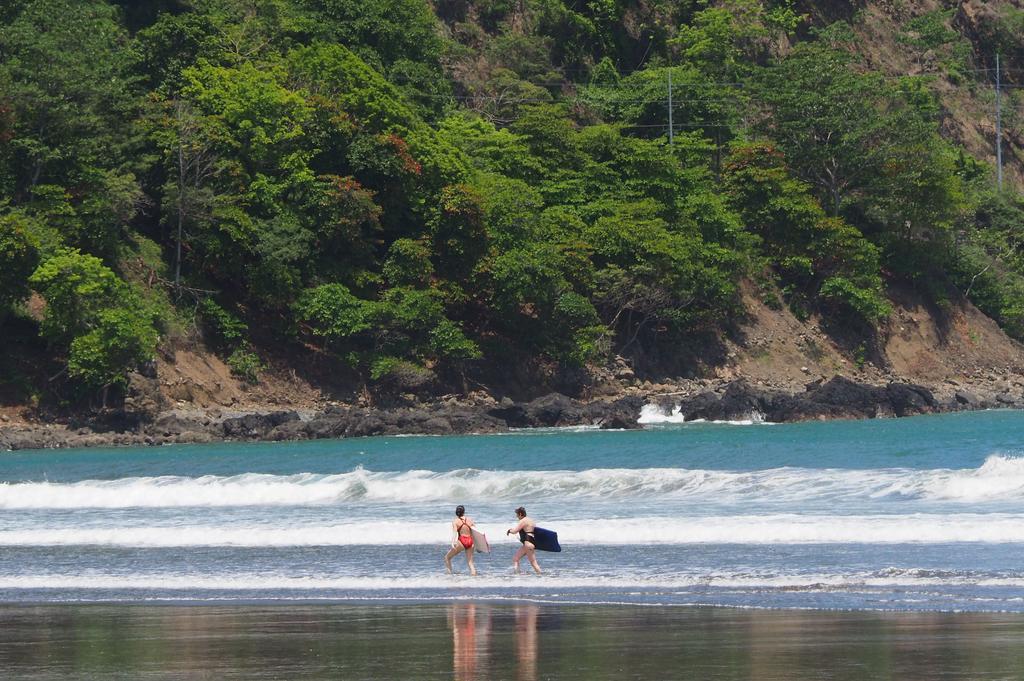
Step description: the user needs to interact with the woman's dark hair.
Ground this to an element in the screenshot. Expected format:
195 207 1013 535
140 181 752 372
515 506 526 518
455 505 465 517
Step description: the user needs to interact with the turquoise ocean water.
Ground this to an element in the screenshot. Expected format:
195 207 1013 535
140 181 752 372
1 409 1023 611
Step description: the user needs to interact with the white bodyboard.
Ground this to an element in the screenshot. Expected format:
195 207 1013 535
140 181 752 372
471 529 491 554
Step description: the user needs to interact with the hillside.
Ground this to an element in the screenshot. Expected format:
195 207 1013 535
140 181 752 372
1 0 1023 427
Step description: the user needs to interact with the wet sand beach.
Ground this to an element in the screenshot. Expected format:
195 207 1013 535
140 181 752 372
2 604 1024 680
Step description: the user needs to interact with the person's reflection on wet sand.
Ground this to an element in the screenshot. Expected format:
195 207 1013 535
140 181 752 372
449 603 491 681
514 605 539 681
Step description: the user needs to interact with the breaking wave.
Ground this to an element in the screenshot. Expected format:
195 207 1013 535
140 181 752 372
3 514 1024 546
637 403 768 425
3 455 1024 509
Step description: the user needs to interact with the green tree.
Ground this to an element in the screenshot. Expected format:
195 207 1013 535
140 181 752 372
758 44 962 226
304 0 444 73
300 0 451 117
294 282 478 375
758 44 966 286
293 283 373 350
432 184 488 281
288 42 468 231
67 307 159 391
29 249 158 391
170 59 315 297
952 192 1024 340
132 0 314 93
0 0 142 256
383 238 433 287
0 211 40 322
672 0 802 77
484 242 605 363
584 199 739 345
723 142 889 324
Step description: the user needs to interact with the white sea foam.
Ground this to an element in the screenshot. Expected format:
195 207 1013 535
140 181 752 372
4 455 1024 508
3 514 1024 546
2 570 1023 591
638 404 689 424
637 403 768 425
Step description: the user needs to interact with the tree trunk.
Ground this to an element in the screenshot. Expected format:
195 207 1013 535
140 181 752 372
175 106 186 294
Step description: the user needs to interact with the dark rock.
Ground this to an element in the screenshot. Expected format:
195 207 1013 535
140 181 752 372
955 390 979 406
717 380 771 417
654 376 941 424
0 428 50 451
174 431 214 444
122 372 167 422
806 376 883 415
684 380 772 421
221 411 300 437
674 391 720 420
524 393 583 427
488 402 529 427
421 417 454 434
304 415 349 439
347 414 385 437
763 395 837 422
884 383 937 417
586 395 644 429
600 413 636 429
447 410 506 434
267 419 311 440
151 413 208 437
394 408 432 429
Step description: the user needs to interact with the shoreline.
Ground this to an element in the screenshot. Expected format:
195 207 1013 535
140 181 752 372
4 598 1024 613
3 373 1023 451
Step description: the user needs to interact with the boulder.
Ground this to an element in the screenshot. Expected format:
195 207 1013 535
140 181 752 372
806 376 883 415
221 411 300 438
487 400 529 428
150 413 209 437
420 417 454 435
683 380 771 421
954 390 979 407
347 414 386 437
884 383 937 417
122 371 167 422
673 391 720 420
303 414 350 439
585 395 644 429
447 410 507 434
524 393 583 427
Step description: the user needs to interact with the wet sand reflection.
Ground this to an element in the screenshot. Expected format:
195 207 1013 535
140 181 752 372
449 603 491 681
448 604 538 681
515 605 539 681
4 604 1024 680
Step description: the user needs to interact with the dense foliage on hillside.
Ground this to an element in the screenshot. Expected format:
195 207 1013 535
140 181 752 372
1 0 1022 403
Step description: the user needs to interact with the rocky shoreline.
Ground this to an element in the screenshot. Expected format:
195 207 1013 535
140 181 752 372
2 374 1022 451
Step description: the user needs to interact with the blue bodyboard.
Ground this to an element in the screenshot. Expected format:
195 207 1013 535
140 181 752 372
532 527 561 552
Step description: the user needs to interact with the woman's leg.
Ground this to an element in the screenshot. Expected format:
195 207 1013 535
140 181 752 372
512 545 526 574
445 543 464 574
525 545 542 574
465 546 477 576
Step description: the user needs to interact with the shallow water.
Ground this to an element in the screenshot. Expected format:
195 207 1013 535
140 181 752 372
2 410 1023 610
3 604 1024 680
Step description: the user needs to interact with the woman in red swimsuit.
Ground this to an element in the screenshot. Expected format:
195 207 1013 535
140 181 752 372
444 505 478 576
